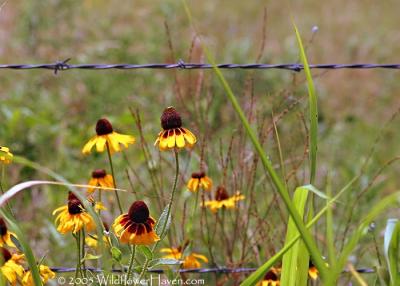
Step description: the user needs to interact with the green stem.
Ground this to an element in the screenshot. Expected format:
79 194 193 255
81 228 87 278
201 45 328 280
138 258 149 281
181 1 328 280
152 150 179 251
187 189 200 236
73 233 80 284
106 142 123 214
127 245 136 279
98 189 102 215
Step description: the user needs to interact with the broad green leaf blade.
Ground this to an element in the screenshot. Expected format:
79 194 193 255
294 24 318 184
138 245 153 260
111 246 122 262
241 176 359 285
155 204 172 240
384 219 400 286
281 187 310 286
0 209 42 286
148 258 181 269
332 192 400 285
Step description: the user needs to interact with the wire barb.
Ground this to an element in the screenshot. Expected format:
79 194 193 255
1 60 400 73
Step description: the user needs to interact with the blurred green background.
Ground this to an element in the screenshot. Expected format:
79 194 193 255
1 0 400 283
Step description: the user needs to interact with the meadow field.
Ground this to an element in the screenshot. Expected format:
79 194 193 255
1 1 400 285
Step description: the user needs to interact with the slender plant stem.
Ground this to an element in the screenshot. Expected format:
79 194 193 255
187 189 200 236
98 189 102 215
138 258 150 281
73 233 80 285
81 228 87 278
105 142 123 214
127 245 136 279
152 150 179 251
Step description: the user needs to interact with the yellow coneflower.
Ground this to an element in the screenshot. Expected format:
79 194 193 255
154 107 196 151
187 172 212 193
82 118 135 154
308 261 318 280
87 169 114 194
113 201 160 245
0 248 24 285
0 146 13 165
202 186 245 213
53 192 95 234
257 267 280 286
0 218 17 248
22 264 55 286
160 247 208 269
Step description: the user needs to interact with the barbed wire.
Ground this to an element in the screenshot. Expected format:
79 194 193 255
1 59 400 74
49 266 375 274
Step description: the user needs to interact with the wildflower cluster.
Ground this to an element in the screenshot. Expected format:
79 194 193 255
0 219 55 285
0 106 250 284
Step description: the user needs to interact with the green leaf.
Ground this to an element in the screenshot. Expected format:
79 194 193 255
384 219 400 286
0 210 42 286
293 24 318 184
82 253 102 262
280 187 310 286
0 179 113 275
302 184 329 200
10 233 23 252
138 245 153 260
155 204 171 240
148 258 181 269
111 246 122 262
331 192 400 285
240 175 358 286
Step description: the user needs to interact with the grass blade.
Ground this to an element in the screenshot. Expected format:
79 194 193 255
281 186 310 286
0 209 42 286
181 1 328 279
384 219 400 286
293 24 318 184
331 192 400 284
241 176 359 285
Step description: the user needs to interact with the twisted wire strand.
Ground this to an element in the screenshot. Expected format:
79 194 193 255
0 59 400 74
49 266 375 274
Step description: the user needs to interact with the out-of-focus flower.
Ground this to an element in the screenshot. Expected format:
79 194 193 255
0 248 24 285
53 192 95 234
0 218 17 248
86 222 110 249
154 107 196 151
87 169 114 194
187 172 212 193
202 186 245 213
0 146 13 164
308 261 318 280
160 247 208 269
257 267 280 286
22 264 55 286
82 118 135 154
113 201 159 245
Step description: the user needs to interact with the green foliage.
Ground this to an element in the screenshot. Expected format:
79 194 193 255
280 186 310 286
383 219 400 286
